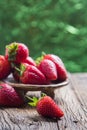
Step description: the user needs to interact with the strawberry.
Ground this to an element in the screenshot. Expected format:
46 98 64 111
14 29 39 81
0 55 11 80
38 59 57 81
28 95 64 118
0 83 24 107
23 56 36 66
20 63 47 84
5 42 29 63
44 54 68 81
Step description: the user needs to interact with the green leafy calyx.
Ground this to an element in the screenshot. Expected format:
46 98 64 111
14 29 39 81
6 42 18 61
35 52 46 65
20 64 26 76
27 93 46 107
27 96 38 107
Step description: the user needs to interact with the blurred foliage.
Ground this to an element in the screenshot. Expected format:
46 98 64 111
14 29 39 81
0 0 87 72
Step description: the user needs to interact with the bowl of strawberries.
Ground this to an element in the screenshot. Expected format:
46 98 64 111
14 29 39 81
1 42 68 98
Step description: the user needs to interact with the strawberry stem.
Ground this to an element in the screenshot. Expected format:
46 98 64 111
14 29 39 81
27 93 47 107
42 51 46 56
15 66 21 73
20 64 26 76
26 96 38 107
35 52 46 65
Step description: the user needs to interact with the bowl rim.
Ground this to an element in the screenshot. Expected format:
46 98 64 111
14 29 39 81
4 74 69 91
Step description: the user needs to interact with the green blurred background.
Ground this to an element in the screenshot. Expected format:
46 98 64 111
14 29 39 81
0 0 87 72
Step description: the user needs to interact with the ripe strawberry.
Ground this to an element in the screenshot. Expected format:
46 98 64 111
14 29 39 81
20 63 47 84
38 59 57 81
23 56 36 66
0 83 24 107
28 95 64 118
5 42 29 63
44 54 67 81
0 55 11 80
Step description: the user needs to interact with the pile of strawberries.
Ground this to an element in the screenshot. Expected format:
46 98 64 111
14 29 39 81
0 42 67 84
0 42 67 118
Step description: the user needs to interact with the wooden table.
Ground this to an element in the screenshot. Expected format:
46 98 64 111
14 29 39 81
0 73 87 130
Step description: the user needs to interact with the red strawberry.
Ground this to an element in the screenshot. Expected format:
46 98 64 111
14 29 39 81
0 55 11 79
0 83 24 107
20 63 47 84
23 56 36 66
5 42 29 63
38 59 57 81
44 54 67 81
28 95 64 118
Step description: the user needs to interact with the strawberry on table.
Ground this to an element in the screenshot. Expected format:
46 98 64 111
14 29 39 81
5 42 29 63
38 59 57 81
0 55 11 80
0 83 24 107
28 95 64 118
20 63 47 85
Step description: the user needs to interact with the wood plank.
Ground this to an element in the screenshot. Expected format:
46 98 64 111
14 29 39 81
55 73 87 130
0 91 59 130
0 107 59 130
0 73 87 130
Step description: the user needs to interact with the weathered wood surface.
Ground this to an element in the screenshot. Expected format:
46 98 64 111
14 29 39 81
0 73 87 130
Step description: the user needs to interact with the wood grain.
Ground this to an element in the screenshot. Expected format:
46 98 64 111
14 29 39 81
55 73 87 130
0 73 87 130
